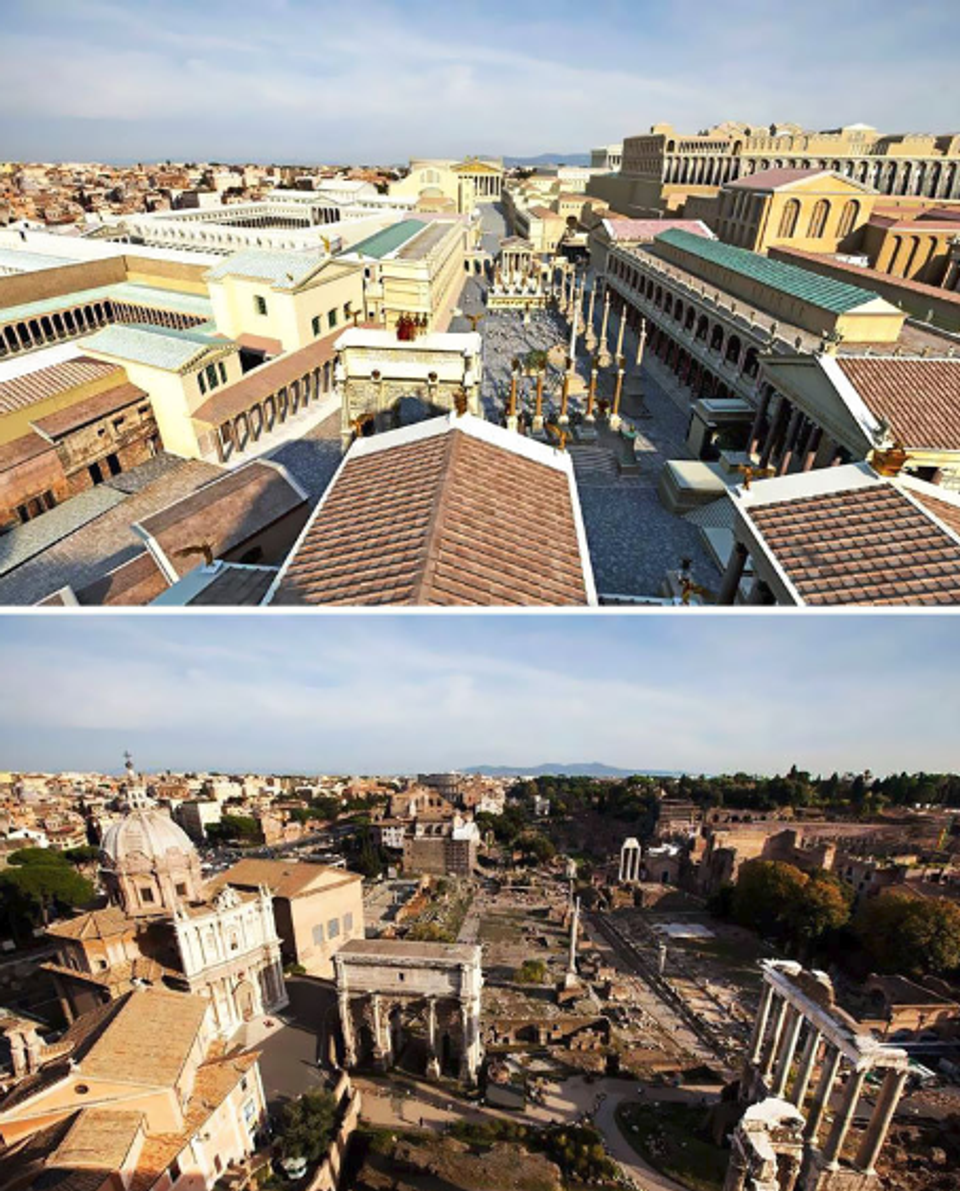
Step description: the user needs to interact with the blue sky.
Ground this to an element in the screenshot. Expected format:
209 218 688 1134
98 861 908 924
1 0 957 163
0 614 957 775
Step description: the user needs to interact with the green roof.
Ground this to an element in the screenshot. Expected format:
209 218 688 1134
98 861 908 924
79 324 227 371
348 220 427 260
653 228 883 315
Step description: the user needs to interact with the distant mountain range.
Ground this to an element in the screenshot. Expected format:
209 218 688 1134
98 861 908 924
503 153 592 168
461 762 681 778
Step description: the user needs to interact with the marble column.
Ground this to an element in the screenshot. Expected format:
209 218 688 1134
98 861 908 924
610 358 626 431
823 1066 869 1169
790 1026 822 1108
748 983 775 1065
855 1068 908 1175
776 408 806 475
760 995 788 1080
771 1004 804 1098
425 997 440 1079
534 369 545 431
805 1044 842 1143
802 426 824 471
585 361 598 421
759 397 790 469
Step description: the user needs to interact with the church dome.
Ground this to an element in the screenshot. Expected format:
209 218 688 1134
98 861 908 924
101 808 196 866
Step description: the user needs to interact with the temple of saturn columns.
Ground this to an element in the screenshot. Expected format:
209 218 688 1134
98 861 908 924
725 960 909 1191
334 939 484 1085
619 837 643 883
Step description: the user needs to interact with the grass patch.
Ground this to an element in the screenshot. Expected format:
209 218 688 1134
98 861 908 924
478 914 524 943
615 1101 727 1191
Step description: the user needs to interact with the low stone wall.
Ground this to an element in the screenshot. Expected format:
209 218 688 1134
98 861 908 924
303 1071 362 1191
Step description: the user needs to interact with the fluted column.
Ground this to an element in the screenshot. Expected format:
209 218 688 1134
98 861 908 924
338 989 356 1067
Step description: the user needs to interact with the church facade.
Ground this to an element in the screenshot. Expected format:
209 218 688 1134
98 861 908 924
45 808 287 1038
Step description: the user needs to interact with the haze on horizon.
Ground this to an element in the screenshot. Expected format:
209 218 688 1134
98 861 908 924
0 615 957 777
1 0 957 165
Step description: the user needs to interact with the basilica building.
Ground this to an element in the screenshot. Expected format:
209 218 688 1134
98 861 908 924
44 808 288 1038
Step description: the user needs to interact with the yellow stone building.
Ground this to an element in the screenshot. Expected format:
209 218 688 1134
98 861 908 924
389 158 503 214
686 168 876 255
589 121 960 217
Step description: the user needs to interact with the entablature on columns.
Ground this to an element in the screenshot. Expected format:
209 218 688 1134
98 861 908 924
762 960 908 1073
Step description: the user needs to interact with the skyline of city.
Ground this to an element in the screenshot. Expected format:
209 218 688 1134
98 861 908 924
2 615 957 774
3 0 959 162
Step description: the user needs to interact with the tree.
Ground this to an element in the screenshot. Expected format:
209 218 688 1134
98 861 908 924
733 860 808 940
784 874 851 954
515 958 548 984
276 1089 337 1162
206 815 260 844
0 849 94 931
517 832 555 866
854 891 960 977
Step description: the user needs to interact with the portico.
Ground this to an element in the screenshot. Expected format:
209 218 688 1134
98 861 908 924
738 961 909 1190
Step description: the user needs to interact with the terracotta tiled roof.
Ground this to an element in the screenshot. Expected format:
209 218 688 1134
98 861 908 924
74 551 168 606
604 218 712 243
210 857 360 899
912 490 960 537
272 419 592 606
0 430 57 473
191 328 362 426
747 483 960 605
136 461 307 578
30 382 148 440
46 905 133 940
726 167 831 190
835 357 960 451
0 357 120 416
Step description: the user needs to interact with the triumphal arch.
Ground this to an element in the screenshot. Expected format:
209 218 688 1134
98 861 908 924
334 939 483 1084
334 327 483 452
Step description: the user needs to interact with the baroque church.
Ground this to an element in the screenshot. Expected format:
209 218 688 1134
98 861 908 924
44 807 287 1038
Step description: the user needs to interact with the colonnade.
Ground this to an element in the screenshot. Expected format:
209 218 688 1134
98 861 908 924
215 360 334 462
660 154 960 199
747 966 909 1178
0 298 204 358
619 838 642 883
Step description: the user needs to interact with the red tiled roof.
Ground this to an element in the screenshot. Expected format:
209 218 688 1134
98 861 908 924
137 461 307 578
0 357 120 416
726 167 832 191
605 218 712 243
835 358 960 451
192 327 372 426
0 429 56 473
912 490 960 538
31 381 148 440
748 484 960 605
272 423 590 606
75 551 169 606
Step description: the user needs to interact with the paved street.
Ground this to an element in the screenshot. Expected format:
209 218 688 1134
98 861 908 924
353 1069 716 1191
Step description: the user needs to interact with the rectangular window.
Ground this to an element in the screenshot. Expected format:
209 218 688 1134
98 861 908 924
141 887 155 903
328 308 338 330
242 1099 257 1127
312 923 325 945
327 917 340 939
311 315 321 337
206 363 219 392
344 912 353 933
343 302 352 320
254 295 267 316
218 361 227 384
198 370 207 395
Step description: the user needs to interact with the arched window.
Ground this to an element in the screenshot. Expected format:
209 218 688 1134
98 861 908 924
807 199 830 238
837 200 860 239
778 199 800 238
